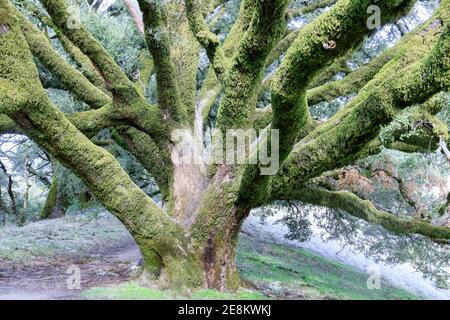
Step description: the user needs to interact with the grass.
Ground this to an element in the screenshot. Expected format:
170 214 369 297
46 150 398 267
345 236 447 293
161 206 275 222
80 233 420 300
0 212 133 264
80 283 267 300
237 233 421 300
81 283 169 300
1 209 423 300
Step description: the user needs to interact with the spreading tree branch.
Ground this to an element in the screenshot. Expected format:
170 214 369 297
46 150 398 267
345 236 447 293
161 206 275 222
0 2 195 280
215 0 290 130
238 0 417 206
271 8 450 200
15 7 110 108
137 0 186 122
124 0 144 36
185 0 227 82
0 158 17 220
277 187 450 240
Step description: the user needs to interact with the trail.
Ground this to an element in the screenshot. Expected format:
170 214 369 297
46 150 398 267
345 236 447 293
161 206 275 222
0 243 140 300
0 213 141 300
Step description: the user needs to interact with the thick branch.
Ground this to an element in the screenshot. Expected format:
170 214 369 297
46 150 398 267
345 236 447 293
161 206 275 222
15 7 110 108
4 3 173 195
265 27 301 72
215 0 289 130
115 126 172 198
286 0 337 19
137 0 186 122
238 0 417 207
22 0 107 90
54 28 106 90
124 0 144 36
270 0 416 162
0 114 21 134
185 0 227 82
197 0 256 124
278 187 450 240
271 7 450 199
39 172 58 219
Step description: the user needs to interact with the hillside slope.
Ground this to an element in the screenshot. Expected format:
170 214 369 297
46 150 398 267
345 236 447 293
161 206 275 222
0 211 421 299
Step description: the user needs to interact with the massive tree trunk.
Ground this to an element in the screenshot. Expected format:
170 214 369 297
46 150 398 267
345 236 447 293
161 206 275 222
1 0 450 291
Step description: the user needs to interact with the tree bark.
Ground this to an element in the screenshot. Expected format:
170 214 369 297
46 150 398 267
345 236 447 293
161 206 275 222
40 173 66 219
0 159 17 222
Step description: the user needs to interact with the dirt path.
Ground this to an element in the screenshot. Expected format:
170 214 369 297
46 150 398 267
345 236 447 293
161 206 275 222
0 213 142 300
0 242 141 299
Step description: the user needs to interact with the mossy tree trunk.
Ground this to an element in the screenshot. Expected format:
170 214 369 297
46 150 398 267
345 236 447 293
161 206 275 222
39 173 67 219
0 158 17 222
1 0 450 291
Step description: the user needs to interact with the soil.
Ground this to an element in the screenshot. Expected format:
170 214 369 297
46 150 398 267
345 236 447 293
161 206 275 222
0 213 142 300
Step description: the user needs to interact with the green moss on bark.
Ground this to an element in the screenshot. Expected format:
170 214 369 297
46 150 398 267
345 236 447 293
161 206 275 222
272 3 450 200
40 174 58 219
137 0 187 123
216 0 289 130
282 187 450 240
0 2 199 288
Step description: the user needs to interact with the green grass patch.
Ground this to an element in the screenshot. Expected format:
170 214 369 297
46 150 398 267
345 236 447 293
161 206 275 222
80 283 266 300
81 233 420 300
191 288 267 300
237 233 421 300
80 283 169 300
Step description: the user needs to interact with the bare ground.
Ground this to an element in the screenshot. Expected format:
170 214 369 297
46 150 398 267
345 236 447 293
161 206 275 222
0 210 433 300
0 212 141 299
